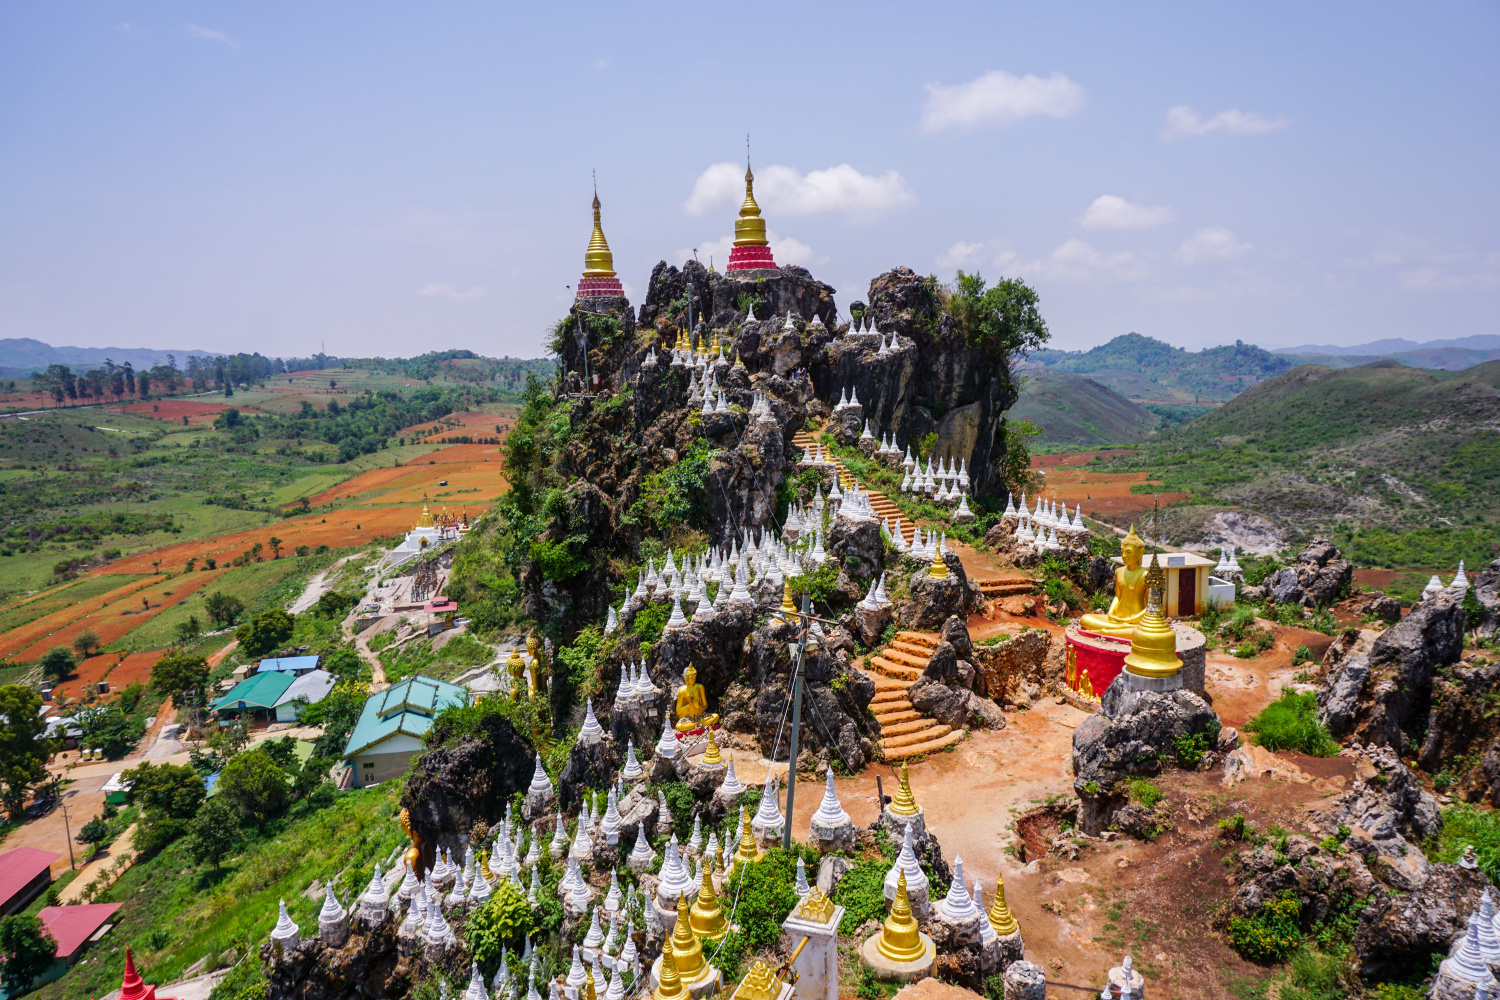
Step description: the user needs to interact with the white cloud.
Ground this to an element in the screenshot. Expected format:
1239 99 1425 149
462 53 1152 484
685 163 913 222
936 241 987 269
186 24 238 48
1080 195 1175 230
1162 105 1288 140
1016 239 1149 282
919 70 1085 134
419 283 486 300
1175 228 1251 265
676 231 821 270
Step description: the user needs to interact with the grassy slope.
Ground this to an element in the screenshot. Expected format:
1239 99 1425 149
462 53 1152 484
32 784 406 1000
1011 370 1159 445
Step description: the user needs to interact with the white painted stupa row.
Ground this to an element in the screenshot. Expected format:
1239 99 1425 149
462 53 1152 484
1422 561 1471 602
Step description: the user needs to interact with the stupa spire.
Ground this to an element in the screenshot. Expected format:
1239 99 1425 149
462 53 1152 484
577 174 624 299
726 139 778 272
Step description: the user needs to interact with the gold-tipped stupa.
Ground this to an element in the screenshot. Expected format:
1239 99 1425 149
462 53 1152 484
874 869 930 964
654 941 686 1000
927 542 948 579
779 580 799 617
689 855 729 941
668 894 708 984
584 194 616 277
701 725 723 767
987 872 1019 936
584 966 598 1000
732 962 780 1000
733 807 765 867
1122 552 1181 679
887 761 920 817
733 166 768 248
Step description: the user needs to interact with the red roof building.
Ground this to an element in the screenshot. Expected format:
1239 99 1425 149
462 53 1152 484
0 847 61 915
38 902 121 963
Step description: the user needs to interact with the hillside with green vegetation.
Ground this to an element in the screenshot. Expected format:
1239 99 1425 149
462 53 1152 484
1009 371 1161 445
1097 360 1500 564
1029 332 1296 402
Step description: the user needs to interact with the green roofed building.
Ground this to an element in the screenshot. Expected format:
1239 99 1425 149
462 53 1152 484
342 675 468 788
211 671 295 725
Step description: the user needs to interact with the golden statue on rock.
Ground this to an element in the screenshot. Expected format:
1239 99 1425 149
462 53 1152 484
674 664 717 733
1079 525 1150 638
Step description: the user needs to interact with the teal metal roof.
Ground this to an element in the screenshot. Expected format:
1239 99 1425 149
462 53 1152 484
212 671 295 712
342 675 468 760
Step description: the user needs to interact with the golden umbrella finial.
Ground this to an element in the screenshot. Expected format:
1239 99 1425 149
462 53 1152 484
987 872 1020 936
688 854 729 941
654 940 686 1000
702 725 723 767
668 894 707 983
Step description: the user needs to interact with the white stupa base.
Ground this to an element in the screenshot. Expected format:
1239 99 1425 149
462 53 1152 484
1118 667 1183 694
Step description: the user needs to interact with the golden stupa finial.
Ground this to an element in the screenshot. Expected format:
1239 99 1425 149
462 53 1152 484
733 137 768 248
689 854 729 941
779 580 799 618
734 806 764 866
584 172 616 278
875 869 930 963
987 872 1020 936
928 539 949 579
584 965 597 1000
478 848 494 882
797 886 836 923
654 939 687 1000
888 761 920 817
669 893 707 983
701 724 723 767
418 503 435 529
1122 551 1181 679
733 962 780 1000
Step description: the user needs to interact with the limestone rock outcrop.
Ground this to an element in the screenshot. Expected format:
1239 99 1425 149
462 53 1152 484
1264 537 1353 608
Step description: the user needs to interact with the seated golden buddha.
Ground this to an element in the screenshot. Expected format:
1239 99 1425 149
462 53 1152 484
674 664 718 733
1079 525 1150 638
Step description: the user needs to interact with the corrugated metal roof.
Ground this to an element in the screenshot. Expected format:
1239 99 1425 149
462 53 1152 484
342 675 467 759
0 848 60 909
211 671 295 712
271 669 336 708
256 655 321 673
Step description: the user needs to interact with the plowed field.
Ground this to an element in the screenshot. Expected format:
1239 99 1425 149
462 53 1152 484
1030 467 1187 520
103 506 489 576
303 447 506 507
0 570 227 662
52 649 168 701
400 410 514 437
113 400 260 423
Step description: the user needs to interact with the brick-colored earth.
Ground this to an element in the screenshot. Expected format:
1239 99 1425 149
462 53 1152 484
51 650 168 702
0 572 227 662
399 410 515 437
112 400 260 424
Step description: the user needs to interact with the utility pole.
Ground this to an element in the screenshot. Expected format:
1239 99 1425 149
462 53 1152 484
782 594 810 850
56 780 75 870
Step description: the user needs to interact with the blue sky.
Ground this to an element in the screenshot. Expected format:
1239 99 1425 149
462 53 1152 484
1 2 1496 359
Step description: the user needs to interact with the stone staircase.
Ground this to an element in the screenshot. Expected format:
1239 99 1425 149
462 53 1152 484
971 576 1034 599
859 631 966 761
791 429 915 541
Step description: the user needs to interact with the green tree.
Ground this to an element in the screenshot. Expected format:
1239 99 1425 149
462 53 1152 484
268 537 282 559
235 608 296 658
217 747 289 825
72 628 101 659
175 615 203 644
995 417 1041 499
151 653 211 707
0 685 52 818
946 271 1051 358
123 761 205 820
307 679 369 758
0 915 56 992
75 704 145 760
185 798 240 873
203 591 245 628
76 817 110 845
38 646 75 684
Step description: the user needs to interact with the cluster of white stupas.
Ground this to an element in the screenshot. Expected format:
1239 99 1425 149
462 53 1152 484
1422 561 1471 603
1213 547 1243 577
1003 492 1084 553
898 449 973 511
857 572 894 612
1431 886 1500 998
605 527 834 635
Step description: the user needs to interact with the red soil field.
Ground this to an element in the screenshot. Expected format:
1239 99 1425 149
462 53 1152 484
301 446 506 508
404 443 505 465
113 400 261 424
103 505 490 577
1 570 227 662
1027 468 1188 521
1032 449 1139 468
52 650 168 702
400 410 514 437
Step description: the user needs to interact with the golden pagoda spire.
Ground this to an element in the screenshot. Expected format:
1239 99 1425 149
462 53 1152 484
418 503 435 529
733 806 764 867
689 855 729 941
888 761 920 817
584 175 616 277
702 725 723 767
654 941 687 1000
928 540 948 579
1122 552 1181 678
875 869 929 963
668 894 708 984
987 872 1019 936
779 580 799 617
584 965 598 1000
479 848 494 882
733 962 781 1000
733 158 769 248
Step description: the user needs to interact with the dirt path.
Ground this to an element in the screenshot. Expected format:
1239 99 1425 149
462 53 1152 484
57 822 137 902
342 611 386 691
289 555 355 614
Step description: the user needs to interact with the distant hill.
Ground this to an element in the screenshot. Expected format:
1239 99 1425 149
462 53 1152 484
1010 371 1160 444
1027 333 1296 403
1276 334 1500 356
1279 345 1500 371
0 338 212 376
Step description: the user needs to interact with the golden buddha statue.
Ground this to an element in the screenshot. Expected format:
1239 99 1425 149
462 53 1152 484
669 894 709 984
507 647 526 699
888 761 920 817
526 633 548 696
689 855 729 941
674 664 716 733
399 807 424 876
987 872 1019 936
1079 525 1150 637
655 944 687 1000
875 869 930 964
1122 553 1181 679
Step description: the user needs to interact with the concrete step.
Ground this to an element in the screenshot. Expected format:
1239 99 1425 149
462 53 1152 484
872 707 920 726
871 689 908 705
876 717 938 738
881 723 954 750
887 640 934 659
880 729 966 761
870 656 922 680
880 648 931 670
871 698 915 718
895 631 939 648
862 671 911 693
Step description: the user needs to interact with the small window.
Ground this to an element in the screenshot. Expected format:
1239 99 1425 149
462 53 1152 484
363 762 374 768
